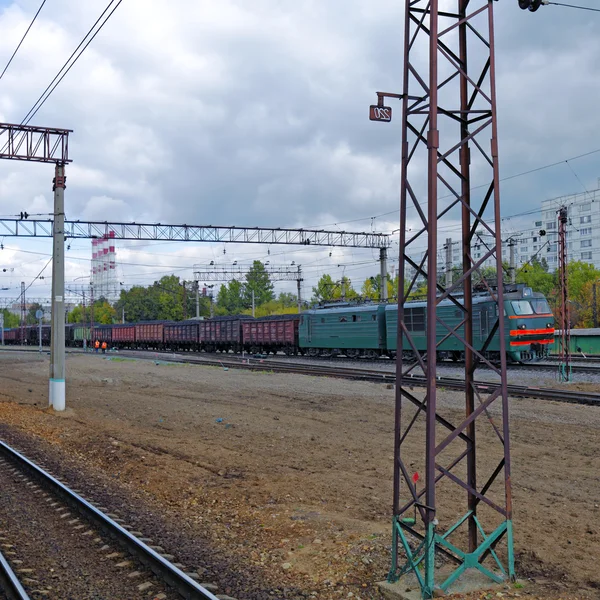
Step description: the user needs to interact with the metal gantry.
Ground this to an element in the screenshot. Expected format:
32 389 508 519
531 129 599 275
383 1 514 596
0 219 390 249
194 264 304 312
0 122 70 412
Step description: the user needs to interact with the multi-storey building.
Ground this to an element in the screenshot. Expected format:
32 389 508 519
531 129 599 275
513 185 600 272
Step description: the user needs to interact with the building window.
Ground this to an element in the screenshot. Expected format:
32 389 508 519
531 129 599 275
581 252 593 260
533 245 538 251
581 227 592 236
533 236 538 242
580 215 592 224
535 221 542 227
579 203 591 212
581 239 592 248
521 247 528 253
546 222 556 229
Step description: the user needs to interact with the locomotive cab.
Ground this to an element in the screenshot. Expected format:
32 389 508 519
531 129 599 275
503 285 554 362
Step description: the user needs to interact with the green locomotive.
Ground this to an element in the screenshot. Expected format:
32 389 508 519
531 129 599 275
299 285 554 362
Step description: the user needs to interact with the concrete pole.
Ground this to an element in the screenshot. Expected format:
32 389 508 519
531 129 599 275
252 289 255 317
509 239 516 284
297 266 303 313
593 283 598 329
0 312 4 345
445 238 453 288
122 307 125 324
49 163 66 411
341 278 346 301
195 281 200 318
38 317 42 352
379 247 388 302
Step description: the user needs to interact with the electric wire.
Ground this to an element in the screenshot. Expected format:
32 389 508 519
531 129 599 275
545 1 600 13
16 0 125 127
0 0 47 82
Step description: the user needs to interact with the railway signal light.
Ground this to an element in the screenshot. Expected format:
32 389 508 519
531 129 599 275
518 0 544 11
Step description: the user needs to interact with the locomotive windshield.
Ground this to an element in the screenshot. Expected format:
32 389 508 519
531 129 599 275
511 300 534 315
530 298 551 314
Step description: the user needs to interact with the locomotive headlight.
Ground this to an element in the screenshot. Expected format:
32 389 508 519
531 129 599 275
547 323 552 328
520 324 526 330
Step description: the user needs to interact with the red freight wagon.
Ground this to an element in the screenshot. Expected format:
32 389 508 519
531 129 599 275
112 325 136 348
3 328 18 344
135 322 166 349
164 322 198 351
92 325 113 343
198 317 246 353
242 317 299 355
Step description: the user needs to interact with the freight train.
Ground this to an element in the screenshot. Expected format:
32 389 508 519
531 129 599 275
1 284 554 363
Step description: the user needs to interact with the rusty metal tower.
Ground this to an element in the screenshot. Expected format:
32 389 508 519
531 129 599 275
556 206 571 382
379 0 519 596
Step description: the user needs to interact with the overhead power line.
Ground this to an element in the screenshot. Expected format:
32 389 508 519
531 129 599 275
0 0 47 82
544 1 600 12
20 0 125 126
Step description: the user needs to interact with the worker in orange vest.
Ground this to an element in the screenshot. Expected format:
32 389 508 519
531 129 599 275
94 340 100 353
101 341 107 354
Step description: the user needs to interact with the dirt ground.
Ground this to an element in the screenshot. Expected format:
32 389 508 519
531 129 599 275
0 350 598 600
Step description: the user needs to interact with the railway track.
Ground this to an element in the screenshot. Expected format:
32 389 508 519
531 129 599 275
2 346 600 405
0 439 221 600
111 350 600 406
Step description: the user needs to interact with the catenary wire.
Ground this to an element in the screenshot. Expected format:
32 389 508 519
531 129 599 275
0 0 47 82
545 1 600 12
21 0 126 126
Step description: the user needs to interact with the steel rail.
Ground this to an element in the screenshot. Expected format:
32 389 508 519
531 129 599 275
0 548 30 600
0 440 220 600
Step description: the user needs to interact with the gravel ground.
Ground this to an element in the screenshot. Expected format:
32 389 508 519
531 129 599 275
0 454 176 599
0 351 598 600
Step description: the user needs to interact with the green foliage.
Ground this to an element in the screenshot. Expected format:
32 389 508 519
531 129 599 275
243 261 275 308
1 308 19 328
216 280 245 315
68 299 117 325
114 275 209 322
361 274 398 300
26 302 44 325
312 274 358 302
516 260 554 298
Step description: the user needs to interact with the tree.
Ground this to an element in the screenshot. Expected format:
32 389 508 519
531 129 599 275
361 274 398 300
516 260 554 298
26 302 44 325
1 308 19 328
216 280 245 315
311 274 358 303
243 261 274 308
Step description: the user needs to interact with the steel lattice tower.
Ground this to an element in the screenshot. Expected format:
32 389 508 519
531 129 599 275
390 0 514 596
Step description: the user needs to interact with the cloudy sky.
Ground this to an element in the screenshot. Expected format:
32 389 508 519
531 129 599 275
0 0 598 304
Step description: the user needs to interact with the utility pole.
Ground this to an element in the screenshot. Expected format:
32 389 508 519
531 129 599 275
340 278 346 301
20 281 26 346
593 283 598 329
49 163 67 411
379 247 389 302
195 281 200 319
251 289 255 318
182 280 188 320
90 284 95 347
557 206 571 382
508 238 516 284
296 266 303 313
82 290 87 352
444 238 452 288
0 312 3 345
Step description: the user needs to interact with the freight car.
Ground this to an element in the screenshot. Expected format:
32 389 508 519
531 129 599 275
242 314 299 355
